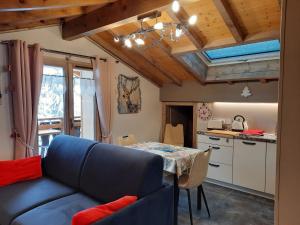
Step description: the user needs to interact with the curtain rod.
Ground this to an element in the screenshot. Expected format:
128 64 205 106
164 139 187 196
0 41 107 62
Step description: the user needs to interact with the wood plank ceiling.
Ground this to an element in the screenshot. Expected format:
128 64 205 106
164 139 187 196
0 0 281 87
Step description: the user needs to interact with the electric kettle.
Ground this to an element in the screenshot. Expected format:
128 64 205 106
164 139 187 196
231 115 248 131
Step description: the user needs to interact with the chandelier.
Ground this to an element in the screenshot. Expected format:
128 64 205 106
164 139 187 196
113 0 198 49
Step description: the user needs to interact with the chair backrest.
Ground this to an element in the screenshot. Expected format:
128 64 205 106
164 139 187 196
118 134 137 146
183 149 212 189
79 143 163 202
163 124 184 146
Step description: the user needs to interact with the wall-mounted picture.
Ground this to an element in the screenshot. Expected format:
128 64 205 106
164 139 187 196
118 74 141 114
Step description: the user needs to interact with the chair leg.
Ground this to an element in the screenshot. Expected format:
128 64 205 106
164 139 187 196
186 189 194 225
200 185 211 218
197 185 202 211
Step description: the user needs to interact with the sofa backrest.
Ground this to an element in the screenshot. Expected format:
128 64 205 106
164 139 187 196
44 135 97 188
79 143 164 202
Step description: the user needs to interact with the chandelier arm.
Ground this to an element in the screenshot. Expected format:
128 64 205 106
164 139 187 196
113 9 197 48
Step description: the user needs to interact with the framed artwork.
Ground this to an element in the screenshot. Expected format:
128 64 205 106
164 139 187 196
118 74 141 114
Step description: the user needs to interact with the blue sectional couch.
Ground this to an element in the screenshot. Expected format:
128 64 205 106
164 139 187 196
0 135 173 225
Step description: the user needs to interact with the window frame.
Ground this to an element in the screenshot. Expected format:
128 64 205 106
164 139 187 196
200 39 281 65
41 56 100 140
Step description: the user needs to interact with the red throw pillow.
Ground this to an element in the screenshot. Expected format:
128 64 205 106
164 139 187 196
0 156 42 187
72 196 138 225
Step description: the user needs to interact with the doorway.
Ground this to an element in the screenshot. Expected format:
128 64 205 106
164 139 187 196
162 102 197 148
37 58 98 156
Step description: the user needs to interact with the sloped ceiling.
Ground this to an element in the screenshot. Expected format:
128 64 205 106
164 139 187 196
0 0 281 86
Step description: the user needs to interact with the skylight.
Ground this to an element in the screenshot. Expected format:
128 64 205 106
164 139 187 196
203 40 280 63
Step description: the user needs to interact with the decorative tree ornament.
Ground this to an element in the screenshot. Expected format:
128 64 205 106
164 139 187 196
198 103 212 121
241 85 252 98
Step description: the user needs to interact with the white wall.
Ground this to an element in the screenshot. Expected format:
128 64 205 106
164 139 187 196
197 102 278 133
110 62 161 143
0 26 162 159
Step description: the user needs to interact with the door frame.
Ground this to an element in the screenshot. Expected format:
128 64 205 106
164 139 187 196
42 56 100 139
161 102 198 148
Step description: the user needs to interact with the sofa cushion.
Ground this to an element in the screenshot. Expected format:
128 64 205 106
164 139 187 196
0 177 75 225
0 156 42 187
44 135 97 188
11 193 100 225
80 143 163 202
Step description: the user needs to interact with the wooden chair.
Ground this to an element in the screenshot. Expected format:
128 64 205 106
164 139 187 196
118 134 137 146
178 149 212 225
163 123 184 146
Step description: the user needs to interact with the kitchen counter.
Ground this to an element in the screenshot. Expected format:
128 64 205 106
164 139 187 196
197 131 277 143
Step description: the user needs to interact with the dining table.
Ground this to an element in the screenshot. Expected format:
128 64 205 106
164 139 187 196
127 142 210 225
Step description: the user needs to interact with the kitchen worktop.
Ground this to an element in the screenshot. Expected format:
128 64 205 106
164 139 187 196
197 130 277 143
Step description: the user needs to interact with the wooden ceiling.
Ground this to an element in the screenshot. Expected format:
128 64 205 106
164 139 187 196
0 0 281 87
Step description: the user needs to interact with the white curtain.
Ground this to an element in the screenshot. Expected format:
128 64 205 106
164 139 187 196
79 78 96 140
80 79 95 96
92 57 112 144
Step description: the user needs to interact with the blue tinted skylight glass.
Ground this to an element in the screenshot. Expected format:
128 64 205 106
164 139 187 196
204 40 280 60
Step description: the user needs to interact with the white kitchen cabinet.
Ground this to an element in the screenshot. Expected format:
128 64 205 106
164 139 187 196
233 139 267 192
207 162 232 183
198 134 233 147
198 134 234 184
198 142 233 165
265 143 277 195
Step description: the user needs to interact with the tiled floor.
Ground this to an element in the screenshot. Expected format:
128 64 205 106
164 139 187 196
178 183 274 225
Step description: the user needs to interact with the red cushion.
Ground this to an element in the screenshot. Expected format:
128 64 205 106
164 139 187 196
0 156 42 187
72 196 137 225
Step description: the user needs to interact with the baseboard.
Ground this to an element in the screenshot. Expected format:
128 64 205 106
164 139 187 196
205 178 275 200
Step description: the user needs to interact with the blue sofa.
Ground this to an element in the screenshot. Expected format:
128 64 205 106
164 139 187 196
0 135 173 225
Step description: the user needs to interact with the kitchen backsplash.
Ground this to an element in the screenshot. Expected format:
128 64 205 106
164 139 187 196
197 102 278 134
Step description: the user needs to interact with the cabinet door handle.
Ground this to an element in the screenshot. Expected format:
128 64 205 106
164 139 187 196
209 163 220 168
211 146 220 150
242 141 256 146
209 137 220 141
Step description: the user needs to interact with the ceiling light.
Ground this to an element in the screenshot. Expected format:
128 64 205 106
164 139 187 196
172 0 180 13
124 38 132 48
175 26 183 38
188 15 198 25
154 22 164 30
135 38 145 46
114 36 120 43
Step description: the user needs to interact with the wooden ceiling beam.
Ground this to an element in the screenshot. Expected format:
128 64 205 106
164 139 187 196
212 0 245 43
127 23 184 86
0 0 116 12
0 19 60 33
278 0 281 6
62 0 177 40
142 24 206 84
89 32 167 87
167 8 205 49
114 25 182 86
0 7 84 25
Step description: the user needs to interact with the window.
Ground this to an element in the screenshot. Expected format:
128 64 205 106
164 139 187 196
38 65 66 156
38 65 65 120
37 59 97 156
203 40 280 63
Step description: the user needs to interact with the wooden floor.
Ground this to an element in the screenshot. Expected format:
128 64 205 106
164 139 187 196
178 183 274 225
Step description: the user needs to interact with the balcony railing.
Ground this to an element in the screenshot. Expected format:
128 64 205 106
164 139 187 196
38 117 82 157
38 117 64 157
